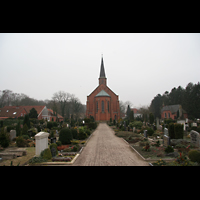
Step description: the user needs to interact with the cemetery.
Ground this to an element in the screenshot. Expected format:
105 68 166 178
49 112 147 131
0 115 97 166
111 116 200 166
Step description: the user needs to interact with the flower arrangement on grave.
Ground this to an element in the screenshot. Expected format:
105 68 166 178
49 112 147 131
153 159 167 166
142 142 150 152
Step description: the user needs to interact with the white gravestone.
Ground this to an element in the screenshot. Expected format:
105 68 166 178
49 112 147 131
190 130 200 147
9 130 16 141
35 132 49 156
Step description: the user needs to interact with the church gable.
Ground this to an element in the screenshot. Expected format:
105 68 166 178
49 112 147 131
86 56 120 121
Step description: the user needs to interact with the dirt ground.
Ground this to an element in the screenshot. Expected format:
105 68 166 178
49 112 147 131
73 123 149 166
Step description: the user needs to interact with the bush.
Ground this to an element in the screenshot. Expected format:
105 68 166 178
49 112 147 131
16 136 27 147
78 128 87 140
59 128 73 144
168 123 175 139
147 128 154 136
165 145 174 153
47 122 53 129
174 124 183 139
188 150 200 163
29 156 48 164
71 128 78 139
50 143 58 155
129 121 143 129
88 122 97 130
40 148 52 160
56 141 62 146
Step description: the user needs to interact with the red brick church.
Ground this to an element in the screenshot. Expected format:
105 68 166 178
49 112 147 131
86 57 120 121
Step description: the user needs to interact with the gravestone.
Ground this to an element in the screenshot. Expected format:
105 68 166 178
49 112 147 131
190 130 200 147
51 147 57 157
35 132 49 156
133 127 135 133
163 128 170 147
164 128 169 136
51 137 56 144
144 130 147 138
9 130 16 141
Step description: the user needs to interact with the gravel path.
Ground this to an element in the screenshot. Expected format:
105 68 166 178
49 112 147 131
73 123 149 166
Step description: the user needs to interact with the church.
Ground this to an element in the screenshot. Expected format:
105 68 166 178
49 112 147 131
86 57 120 121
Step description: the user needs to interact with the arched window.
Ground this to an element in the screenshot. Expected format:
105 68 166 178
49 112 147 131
96 101 98 112
102 101 104 112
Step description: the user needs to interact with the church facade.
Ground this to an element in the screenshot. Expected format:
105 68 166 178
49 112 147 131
86 57 120 121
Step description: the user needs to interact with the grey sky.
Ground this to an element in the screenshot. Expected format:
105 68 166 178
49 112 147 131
0 33 200 108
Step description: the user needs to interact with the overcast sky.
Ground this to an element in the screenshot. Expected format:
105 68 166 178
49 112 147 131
0 33 200 108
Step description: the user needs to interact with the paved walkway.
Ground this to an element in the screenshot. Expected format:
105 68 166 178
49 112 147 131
73 123 149 166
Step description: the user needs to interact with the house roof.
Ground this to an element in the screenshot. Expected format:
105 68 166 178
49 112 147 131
47 109 64 119
0 106 27 118
0 105 46 118
95 90 110 97
161 104 187 114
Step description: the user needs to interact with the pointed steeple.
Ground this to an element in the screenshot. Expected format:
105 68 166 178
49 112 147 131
99 55 106 78
98 55 107 85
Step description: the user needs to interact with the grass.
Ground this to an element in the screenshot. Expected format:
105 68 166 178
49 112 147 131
0 147 35 166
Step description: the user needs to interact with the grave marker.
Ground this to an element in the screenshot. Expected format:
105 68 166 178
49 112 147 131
190 130 200 147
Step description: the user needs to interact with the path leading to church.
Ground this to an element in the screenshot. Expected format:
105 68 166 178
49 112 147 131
73 123 149 166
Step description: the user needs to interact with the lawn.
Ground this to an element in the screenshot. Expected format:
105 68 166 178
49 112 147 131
0 147 35 166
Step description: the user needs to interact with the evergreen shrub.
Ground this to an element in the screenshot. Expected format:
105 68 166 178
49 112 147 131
40 148 52 160
188 150 200 163
59 128 72 144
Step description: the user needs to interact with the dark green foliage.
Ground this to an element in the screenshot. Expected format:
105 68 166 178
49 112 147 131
150 82 200 119
147 128 154 136
129 110 134 121
22 124 28 135
85 129 91 136
47 121 53 129
0 121 3 128
188 150 200 163
16 136 27 147
78 128 87 140
164 145 174 153
88 122 97 130
50 143 58 155
29 156 48 164
40 148 52 160
174 124 183 139
168 123 175 139
149 113 154 124
59 128 73 144
71 128 78 139
29 108 38 118
16 121 21 136
0 127 10 148
126 105 131 120
23 114 30 128
56 141 62 146
7 125 15 133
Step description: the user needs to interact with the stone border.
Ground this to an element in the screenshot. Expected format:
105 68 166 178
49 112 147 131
30 129 95 166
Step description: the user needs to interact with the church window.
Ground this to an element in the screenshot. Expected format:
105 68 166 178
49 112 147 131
96 101 98 112
102 101 104 112
108 101 109 112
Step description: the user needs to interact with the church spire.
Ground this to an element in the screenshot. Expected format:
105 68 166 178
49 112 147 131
99 55 106 78
99 55 107 85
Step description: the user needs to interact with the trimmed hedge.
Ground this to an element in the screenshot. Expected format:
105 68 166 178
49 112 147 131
168 123 183 139
40 148 52 160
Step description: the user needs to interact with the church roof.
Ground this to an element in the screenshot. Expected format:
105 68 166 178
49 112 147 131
99 57 106 78
95 90 110 97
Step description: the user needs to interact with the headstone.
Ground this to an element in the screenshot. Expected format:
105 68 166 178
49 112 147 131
51 147 57 157
9 130 16 141
190 130 200 147
164 128 168 136
163 135 170 147
35 132 49 156
144 130 147 138
163 128 170 147
192 123 197 127
133 127 135 133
